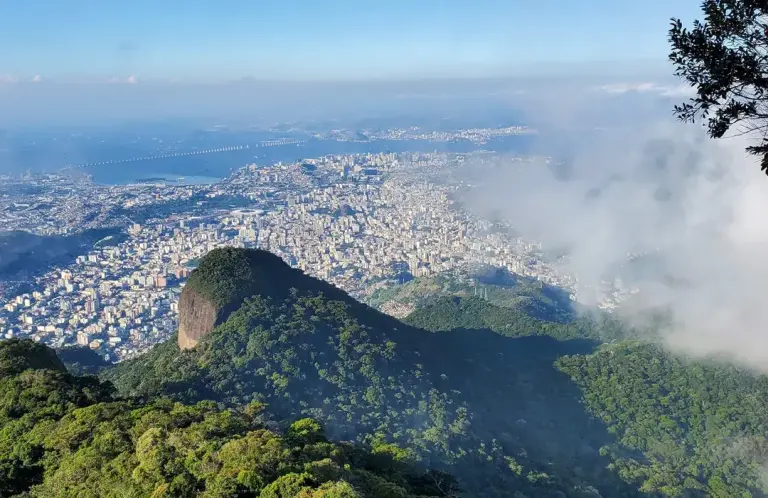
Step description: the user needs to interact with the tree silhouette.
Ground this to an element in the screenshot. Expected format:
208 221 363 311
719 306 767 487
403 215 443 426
669 0 768 174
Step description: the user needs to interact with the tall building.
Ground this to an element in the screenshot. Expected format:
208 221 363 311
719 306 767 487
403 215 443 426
77 332 90 346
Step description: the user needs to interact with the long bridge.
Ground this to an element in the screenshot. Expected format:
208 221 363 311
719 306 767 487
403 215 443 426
59 139 305 172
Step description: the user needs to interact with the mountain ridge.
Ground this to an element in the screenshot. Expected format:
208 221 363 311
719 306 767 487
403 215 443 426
0 338 458 497
177 247 404 349
6 247 768 496
105 247 639 497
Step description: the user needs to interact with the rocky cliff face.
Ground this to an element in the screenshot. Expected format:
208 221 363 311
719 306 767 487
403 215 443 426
178 286 220 350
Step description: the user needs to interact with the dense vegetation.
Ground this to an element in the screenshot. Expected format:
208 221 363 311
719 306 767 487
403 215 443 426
183 247 301 310
557 342 768 498
10 247 768 497
366 270 575 323
0 339 458 498
106 250 639 497
55 345 110 375
181 247 360 328
404 295 631 342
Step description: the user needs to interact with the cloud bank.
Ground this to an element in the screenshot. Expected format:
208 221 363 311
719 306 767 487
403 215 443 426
595 81 696 97
460 104 768 370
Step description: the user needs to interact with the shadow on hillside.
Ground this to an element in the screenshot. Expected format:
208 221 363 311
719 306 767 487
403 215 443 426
0 228 122 282
418 328 643 495
474 266 576 322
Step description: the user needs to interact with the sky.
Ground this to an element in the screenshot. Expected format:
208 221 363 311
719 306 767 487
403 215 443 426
0 0 703 82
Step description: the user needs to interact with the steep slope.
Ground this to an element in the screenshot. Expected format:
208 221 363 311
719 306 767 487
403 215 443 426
0 339 457 498
177 246 355 349
366 269 576 323
106 248 640 498
11 247 765 496
0 339 118 495
55 345 110 375
0 338 67 375
557 342 768 498
404 295 633 342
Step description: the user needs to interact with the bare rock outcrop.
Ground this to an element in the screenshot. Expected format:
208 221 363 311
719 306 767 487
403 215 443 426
178 287 219 350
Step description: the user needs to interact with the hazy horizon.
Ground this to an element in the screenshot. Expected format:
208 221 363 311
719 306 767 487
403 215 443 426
0 70 688 126
0 0 701 125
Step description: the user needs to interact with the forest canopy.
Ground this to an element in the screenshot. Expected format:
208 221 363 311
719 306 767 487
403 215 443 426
0 338 458 498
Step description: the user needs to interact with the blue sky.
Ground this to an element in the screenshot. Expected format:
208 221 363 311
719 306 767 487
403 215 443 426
0 0 702 81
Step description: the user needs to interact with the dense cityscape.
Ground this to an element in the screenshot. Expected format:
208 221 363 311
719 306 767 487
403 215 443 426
311 125 535 143
0 147 633 362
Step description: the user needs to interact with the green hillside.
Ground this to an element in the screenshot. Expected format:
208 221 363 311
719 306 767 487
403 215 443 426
13 247 768 497
104 291 633 497
0 339 457 498
403 295 632 342
104 249 638 498
55 345 110 376
366 269 576 323
557 342 768 497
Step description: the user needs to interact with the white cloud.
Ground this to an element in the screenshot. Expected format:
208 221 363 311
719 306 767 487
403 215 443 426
459 109 768 372
598 82 659 93
31 75 43 83
658 84 697 98
107 75 139 84
596 81 696 98
0 75 18 85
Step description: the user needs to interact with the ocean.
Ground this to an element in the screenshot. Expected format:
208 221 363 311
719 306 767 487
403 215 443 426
93 136 542 184
0 134 543 185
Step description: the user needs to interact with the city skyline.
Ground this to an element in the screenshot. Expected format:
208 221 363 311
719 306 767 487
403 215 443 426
0 150 579 361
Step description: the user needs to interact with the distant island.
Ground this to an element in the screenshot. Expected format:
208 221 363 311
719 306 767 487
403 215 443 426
133 177 171 184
